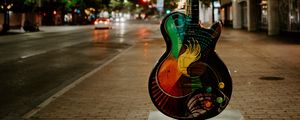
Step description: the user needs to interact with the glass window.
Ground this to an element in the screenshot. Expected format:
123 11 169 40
290 0 300 31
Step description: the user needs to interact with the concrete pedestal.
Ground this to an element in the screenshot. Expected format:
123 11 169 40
148 110 244 120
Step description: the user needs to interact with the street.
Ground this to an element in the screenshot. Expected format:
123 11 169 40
0 20 299 120
0 21 160 119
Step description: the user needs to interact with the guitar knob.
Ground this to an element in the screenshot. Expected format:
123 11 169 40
218 82 225 89
206 86 212 93
216 97 224 104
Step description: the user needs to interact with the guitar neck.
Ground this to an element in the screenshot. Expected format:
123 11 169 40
186 0 199 24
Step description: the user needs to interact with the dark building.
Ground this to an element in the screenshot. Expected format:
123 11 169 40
220 0 300 35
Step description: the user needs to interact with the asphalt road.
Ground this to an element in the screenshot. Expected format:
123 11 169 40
0 21 160 119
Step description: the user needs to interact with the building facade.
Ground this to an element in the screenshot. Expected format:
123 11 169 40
175 0 216 27
220 0 300 35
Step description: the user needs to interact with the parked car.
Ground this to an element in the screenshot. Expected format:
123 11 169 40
23 20 40 32
94 18 112 29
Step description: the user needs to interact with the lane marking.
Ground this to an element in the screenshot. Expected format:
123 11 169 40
22 45 133 119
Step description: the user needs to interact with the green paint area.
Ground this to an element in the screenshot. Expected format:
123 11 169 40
165 14 186 59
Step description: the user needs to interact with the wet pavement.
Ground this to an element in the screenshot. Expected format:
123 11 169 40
0 22 160 119
0 42 129 119
19 25 300 120
0 26 93 63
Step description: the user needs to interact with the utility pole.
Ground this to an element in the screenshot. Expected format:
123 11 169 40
212 0 215 23
2 0 10 32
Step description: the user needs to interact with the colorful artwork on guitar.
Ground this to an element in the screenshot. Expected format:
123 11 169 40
148 0 232 119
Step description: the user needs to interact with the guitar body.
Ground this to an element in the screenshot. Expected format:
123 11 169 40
149 12 232 119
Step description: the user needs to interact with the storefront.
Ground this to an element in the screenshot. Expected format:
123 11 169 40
259 0 268 30
215 0 300 34
212 0 221 22
240 1 247 28
257 0 300 33
279 0 300 32
220 0 233 27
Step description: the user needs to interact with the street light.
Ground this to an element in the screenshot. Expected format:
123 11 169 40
1 0 13 32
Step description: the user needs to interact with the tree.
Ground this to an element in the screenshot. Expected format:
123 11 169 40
84 0 107 11
109 0 123 11
124 0 134 12
164 0 177 11
18 0 41 12
24 0 37 8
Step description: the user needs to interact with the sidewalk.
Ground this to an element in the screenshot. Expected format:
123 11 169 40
26 28 300 120
5 25 92 33
0 25 93 44
0 25 92 37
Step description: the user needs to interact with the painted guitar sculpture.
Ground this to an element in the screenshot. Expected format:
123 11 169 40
148 0 232 119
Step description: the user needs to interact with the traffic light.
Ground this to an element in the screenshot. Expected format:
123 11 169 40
166 10 171 14
142 0 150 3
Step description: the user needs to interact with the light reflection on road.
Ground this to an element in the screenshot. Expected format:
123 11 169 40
137 27 150 40
143 42 149 57
115 22 126 43
115 22 126 37
92 22 127 43
92 29 110 43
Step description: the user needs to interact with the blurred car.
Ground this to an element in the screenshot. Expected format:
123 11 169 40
114 17 126 22
94 18 112 29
